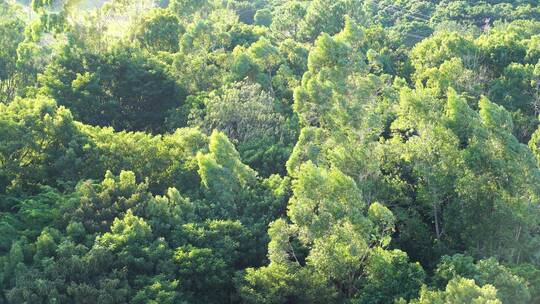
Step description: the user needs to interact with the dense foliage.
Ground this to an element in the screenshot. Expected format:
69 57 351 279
1 0 540 303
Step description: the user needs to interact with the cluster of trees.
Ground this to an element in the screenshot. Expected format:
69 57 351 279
1 0 540 303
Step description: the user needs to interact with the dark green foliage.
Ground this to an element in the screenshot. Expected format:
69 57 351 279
434 255 531 303
38 43 186 132
131 8 185 53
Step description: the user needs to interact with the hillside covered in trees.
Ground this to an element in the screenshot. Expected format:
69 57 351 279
2 0 540 303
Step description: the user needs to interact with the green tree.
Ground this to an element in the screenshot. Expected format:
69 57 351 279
254 8 272 27
354 248 426 304
131 8 185 53
270 1 306 40
192 81 294 175
410 277 502 304
434 254 531 303
38 43 186 132
0 2 25 103
299 0 365 42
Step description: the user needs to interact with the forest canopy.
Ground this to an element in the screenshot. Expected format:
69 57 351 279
1 0 540 303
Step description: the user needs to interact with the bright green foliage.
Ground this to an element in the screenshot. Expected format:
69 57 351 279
247 37 282 90
288 162 366 240
0 169 272 303
270 1 307 40
294 17 382 131
172 19 230 94
192 81 295 175
409 21 540 141
286 127 329 175
384 87 540 265
197 130 257 211
0 2 25 103
414 58 481 99
239 262 338 304
95 210 165 283
250 160 409 300
2 0 540 303
434 255 531 303
307 223 370 294
0 96 84 193
0 95 208 193
411 277 502 304
354 248 426 304
410 32 477 77
300 0 365 42
368 202 396 245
